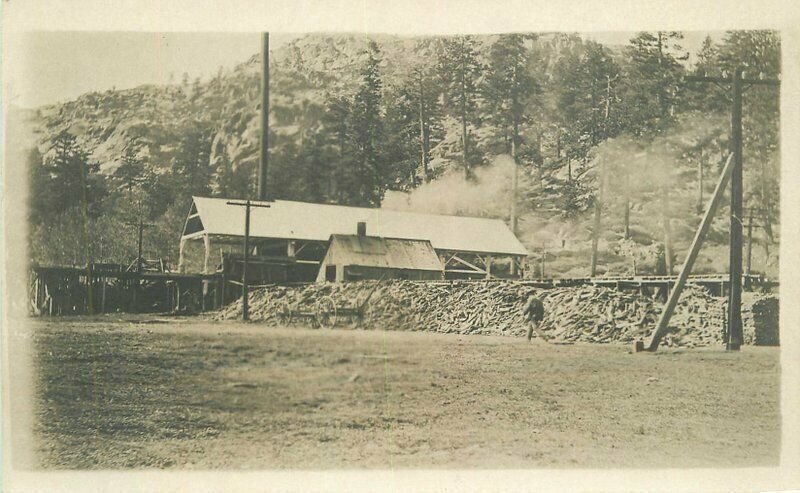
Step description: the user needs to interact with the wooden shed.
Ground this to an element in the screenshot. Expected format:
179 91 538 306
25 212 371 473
316 233 444 282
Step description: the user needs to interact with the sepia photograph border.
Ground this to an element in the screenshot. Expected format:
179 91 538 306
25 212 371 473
2 0 800 491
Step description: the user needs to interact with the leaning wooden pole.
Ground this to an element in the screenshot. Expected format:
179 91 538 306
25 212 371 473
641 153 734 352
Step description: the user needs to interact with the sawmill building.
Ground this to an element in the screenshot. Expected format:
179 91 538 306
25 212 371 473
179 196 528 282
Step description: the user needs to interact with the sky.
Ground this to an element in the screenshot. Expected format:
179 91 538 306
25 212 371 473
5 31 717 109
5 32 296 109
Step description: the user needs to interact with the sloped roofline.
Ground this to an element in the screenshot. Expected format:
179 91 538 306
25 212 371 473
184 196 529 256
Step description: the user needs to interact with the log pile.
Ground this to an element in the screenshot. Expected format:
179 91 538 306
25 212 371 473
660 284 728 347
742 292 780 346
217 281 777 347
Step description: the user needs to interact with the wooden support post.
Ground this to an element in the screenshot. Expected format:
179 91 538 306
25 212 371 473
540 241 546 281
243 206 251 319
485 255 493 279
178 237 186 274
590 162 603 277
101 276 106 313
203 233 211 274
221 271 227 306
746 209 754 277
643 153 734 352
34 276 40 314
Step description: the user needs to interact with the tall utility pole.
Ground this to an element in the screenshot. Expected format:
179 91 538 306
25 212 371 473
729 68 744 350
684 68 779 351
227 200 270 320
257 32 270 201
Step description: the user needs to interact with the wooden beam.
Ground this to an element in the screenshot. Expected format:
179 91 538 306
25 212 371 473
644 153 735 352
294 241 308 257
444 269 490 275
447 254 487 274
181 230 206 241
180 199 199 237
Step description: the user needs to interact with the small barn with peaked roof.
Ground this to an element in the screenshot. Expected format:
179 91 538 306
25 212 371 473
316 234 444 282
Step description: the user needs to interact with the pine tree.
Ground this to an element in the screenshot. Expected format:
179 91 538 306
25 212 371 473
437 35 483 179
27 147 48 226
171 123 214 197
686 36 724 111
621 31 689 274
412 67 445 184
484 33 539 234
45 131 106 216
113 140 146 193
622 31 688 136
383 83 419 189
321 95 354 203
716 30 780 248
350 41 385 206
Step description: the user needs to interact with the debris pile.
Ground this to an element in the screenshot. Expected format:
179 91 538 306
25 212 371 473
217 281 778 347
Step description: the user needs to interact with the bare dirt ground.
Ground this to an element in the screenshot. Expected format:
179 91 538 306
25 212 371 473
29 315 780 469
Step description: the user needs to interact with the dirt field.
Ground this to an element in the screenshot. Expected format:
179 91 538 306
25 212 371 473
30 316 780 469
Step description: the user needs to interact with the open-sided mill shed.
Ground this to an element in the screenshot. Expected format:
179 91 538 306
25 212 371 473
179 196 528 283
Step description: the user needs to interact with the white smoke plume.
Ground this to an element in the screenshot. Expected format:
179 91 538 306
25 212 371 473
382 155 517 219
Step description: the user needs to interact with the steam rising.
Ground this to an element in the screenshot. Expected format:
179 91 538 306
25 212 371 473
383 155 516 219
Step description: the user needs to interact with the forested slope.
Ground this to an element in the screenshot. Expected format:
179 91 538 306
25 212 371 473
17 31 780 277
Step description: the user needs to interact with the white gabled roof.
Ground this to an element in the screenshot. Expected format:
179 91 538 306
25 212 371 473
187 196 528 257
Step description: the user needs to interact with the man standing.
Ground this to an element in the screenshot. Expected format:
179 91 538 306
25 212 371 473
523 293 546 342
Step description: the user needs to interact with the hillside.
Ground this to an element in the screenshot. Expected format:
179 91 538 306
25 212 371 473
16 31 780 278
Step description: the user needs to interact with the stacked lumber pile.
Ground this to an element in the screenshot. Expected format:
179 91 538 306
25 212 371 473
742 292 780 346
217 281 775 347
661 284 728 347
